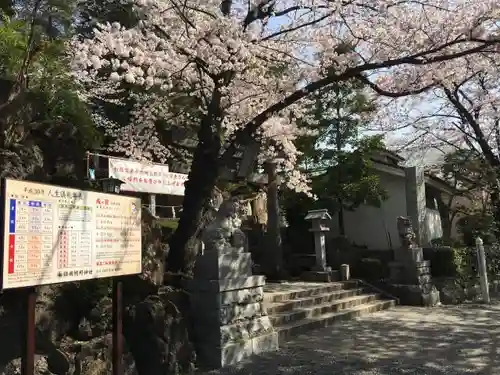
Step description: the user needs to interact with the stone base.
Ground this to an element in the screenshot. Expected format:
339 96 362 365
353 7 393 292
187 271 278 369
421 289 441 307
301 270 340 282
394 247 424 264
389 261 432 285
191 299 278 369
196 331 279 369
382 283 441 306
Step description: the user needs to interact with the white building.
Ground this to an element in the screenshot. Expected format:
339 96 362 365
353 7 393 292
328 150 454 250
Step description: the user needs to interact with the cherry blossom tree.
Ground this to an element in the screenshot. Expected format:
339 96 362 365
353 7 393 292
373 56 500 236
70 0 500 275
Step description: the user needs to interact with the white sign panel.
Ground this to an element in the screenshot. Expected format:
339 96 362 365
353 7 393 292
163 172 189 196
108 158 188 196
1 179 142 290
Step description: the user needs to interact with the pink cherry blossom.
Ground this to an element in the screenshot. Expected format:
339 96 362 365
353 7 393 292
70 0 500 194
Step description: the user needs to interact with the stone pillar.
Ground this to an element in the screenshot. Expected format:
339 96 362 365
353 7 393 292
186 198 278 369
405 166 426 246
149 194 156 216
305 209 331 271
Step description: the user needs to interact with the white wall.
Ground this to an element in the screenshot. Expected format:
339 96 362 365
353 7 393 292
327 171 444 249
328 171 407 250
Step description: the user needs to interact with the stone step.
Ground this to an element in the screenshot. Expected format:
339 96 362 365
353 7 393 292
270 293 380 326
266 287 366 315
301 269 341 282
264 280 360 303
275 299 396 342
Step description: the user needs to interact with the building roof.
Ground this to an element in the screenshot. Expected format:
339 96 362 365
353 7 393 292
370 150 455 194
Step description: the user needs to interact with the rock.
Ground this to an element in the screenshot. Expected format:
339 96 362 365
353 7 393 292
76 318 92 341
54 333 138 375
1 358 22 375
46 349 70 375
2 356 54 375
36 285 71 345
88 297 112 338
35 357 52 375
124 289 195 375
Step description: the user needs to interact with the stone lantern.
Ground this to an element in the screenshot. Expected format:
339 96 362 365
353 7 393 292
101 177 124 194
303 209 336 282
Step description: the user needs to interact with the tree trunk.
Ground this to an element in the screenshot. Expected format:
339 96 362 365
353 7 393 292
166 88 223 277
338 202 345 236
437 195 453 243
265 161 284 280
166 147 219 276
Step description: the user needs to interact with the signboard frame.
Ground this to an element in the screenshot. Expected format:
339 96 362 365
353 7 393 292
0 178 143 291
0 177 141 375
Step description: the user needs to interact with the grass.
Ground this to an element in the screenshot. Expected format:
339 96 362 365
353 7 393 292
156 218 180 230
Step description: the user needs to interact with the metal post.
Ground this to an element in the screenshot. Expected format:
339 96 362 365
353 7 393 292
476 237 491 304
21 287 36 375
112 279 123 375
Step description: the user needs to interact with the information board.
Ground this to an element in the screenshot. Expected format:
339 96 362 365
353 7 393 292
1 179 142 290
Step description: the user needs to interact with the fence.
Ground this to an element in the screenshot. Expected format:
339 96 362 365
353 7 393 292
142 204 182 218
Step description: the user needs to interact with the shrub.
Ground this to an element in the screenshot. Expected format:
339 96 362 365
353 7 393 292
457 214 495 246
485 244 500 278
424 246 475 280
354 258 385 281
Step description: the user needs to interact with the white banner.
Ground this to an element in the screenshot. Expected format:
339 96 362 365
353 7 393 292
108 158 188 196
163 172 189 196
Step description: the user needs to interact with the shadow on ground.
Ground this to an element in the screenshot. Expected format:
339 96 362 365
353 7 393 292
203 303 500 375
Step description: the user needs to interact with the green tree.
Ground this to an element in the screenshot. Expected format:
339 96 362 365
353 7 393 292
437 149 492 243
290 79 387 236
0 0 100 182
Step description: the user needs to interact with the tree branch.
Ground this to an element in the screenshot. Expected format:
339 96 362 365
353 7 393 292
220 38 500 166
442 85 500 169
356 74 433 97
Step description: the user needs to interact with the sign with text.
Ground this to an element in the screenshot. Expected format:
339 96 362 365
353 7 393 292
1 179 142 290
108 158 188 196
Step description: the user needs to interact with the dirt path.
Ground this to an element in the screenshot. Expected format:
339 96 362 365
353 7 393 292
205 303 500 374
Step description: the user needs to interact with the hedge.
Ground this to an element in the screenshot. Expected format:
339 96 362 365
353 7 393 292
424 246 476 279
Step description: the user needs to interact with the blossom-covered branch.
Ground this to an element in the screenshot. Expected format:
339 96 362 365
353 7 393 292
71 0 500 194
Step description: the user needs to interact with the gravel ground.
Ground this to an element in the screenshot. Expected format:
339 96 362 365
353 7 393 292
202 302 500 375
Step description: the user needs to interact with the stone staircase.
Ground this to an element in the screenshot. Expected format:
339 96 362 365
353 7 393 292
264 280 396 342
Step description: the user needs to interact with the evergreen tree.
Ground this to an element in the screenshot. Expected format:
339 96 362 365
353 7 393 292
291 79 387 236
0 0 100 183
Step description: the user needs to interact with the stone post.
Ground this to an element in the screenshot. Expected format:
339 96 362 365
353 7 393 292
340 264 350 281
476 237 491 304
302 209 338 282
185 198 278 369
405 166 426 246
149 194 156 216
